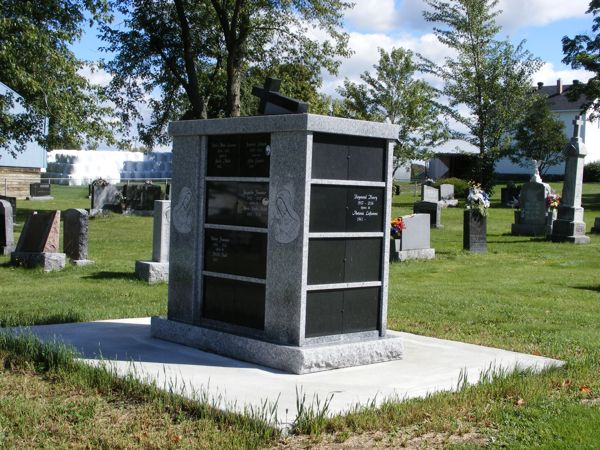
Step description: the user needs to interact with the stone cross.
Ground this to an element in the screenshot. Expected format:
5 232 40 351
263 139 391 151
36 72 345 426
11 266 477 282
572 115 583 140
251 77 309 115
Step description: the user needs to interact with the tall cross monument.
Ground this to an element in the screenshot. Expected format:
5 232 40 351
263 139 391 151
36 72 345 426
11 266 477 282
551 115 591 243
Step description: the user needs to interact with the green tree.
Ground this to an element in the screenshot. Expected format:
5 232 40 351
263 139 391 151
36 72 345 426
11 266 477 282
510 95 569 176
423 0 542 192
1 0 115 156
562 0 600 119
338 47 449 176
101 0 351 148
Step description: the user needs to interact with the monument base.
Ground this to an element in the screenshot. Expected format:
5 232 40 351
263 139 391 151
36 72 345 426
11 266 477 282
151 316 404 374
10 252 66 271
135 260 169 283
391 248 435 262
550 219 590 244
511 223 547 236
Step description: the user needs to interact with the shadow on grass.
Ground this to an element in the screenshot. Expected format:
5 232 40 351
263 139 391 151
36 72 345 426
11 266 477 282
488 238 544 244
572 285 600 293
84 271 138 281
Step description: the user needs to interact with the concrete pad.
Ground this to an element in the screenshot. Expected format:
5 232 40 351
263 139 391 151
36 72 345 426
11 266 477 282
17 318 562 429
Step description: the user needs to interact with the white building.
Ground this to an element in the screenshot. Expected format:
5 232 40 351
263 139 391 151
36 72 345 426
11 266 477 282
495 79 600 177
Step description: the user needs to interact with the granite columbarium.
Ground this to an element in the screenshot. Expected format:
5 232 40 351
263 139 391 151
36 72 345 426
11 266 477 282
551 116 590 244
151 79 403 374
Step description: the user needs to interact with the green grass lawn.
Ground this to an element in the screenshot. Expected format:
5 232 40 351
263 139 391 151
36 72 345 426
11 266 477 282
1 183 600 447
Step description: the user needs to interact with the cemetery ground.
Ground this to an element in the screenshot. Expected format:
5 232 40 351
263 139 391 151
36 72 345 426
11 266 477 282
0 185 599 448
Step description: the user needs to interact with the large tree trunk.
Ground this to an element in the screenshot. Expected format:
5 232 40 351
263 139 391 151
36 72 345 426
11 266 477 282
226 48 242 117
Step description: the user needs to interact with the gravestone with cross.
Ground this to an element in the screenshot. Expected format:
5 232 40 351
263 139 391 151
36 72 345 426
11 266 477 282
551 115 590 243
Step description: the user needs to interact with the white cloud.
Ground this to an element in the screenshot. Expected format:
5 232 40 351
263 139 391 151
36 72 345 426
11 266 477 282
393 0 590 32
345 0 401 32
533 62 594 87
78 64 113 87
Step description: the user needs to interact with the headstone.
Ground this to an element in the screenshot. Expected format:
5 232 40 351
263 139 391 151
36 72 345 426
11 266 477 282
413 201 442 228
91 183 122 214
463 210 487 253
29 182 51 197
135 200 170 283
421 184 439 202
501 184 521 207
0 200 14 255
438 183 458 207
151 110 403 374
511 181 548 236
63 209 93 266
389 214 435 262
591 217 600 233
551 117 591 244
124 184 162 212
0 195 16 223
11 211 65 271
393 185 401 195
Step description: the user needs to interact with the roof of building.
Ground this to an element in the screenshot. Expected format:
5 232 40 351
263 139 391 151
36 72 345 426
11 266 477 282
430 139 479 155
537 80 589 111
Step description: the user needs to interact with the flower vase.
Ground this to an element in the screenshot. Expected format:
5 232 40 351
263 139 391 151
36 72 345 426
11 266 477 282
389 238 401 262
546 208 557 239
463 209 487 253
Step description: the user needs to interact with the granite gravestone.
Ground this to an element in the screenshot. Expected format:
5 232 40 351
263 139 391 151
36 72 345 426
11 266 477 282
501 184 521 207
63 209 93 265
29 182 51 197
421 185 439 202
413 184 442 227
151 105 403 374
438 183 458 207
551 117 591 244
0 195 16 223
123 184 162 212
0 199 14 255
135 200 171 283
389 214 435 262
511 181 548 236
464 210 486 253
11 211 65 271
91 183 122 213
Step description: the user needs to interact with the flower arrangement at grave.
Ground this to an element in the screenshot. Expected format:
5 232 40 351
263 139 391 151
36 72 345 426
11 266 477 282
546 193 561 210
390 217 406 239
465 181 490 217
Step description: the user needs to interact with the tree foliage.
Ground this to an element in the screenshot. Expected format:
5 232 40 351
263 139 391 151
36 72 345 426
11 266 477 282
1 0 115 155
101 0 351 148
562 0 600 119
510 94 569 176
422 0 542 191
338 47 449 174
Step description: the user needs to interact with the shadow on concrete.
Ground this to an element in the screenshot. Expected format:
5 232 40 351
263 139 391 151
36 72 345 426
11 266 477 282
83 271 138 281
18 320 285 374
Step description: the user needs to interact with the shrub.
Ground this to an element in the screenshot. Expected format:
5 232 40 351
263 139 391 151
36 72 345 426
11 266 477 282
434 177 470 198
584 162 600 182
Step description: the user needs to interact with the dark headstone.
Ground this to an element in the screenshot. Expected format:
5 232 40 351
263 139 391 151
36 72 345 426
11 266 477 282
15 211 61 253
91 184 122 212
0 195 16 223
123 184 162 211
251 77 309 115
413 201 442 228
463 210 486 253
501 184 521 207
29 182 51 197
393 185 401 195
63 208 90 262
0 199 14 255
511 181 548 236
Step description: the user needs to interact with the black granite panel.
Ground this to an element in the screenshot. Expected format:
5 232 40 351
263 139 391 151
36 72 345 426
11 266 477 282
206 181 239 225
305 290 344 337
311 134 348 180
344 238 382 282
307 239 346 285
342 287 380 333
206 181 269 227
240 134 270 177
347 142 385 182
202 276 265 330
207 136 240 176
345 187 384 232
309 185 348 232
204 229 267 279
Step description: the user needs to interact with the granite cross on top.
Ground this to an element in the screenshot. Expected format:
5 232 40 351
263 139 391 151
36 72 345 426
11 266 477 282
572 115 583 140
251 77 309 115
